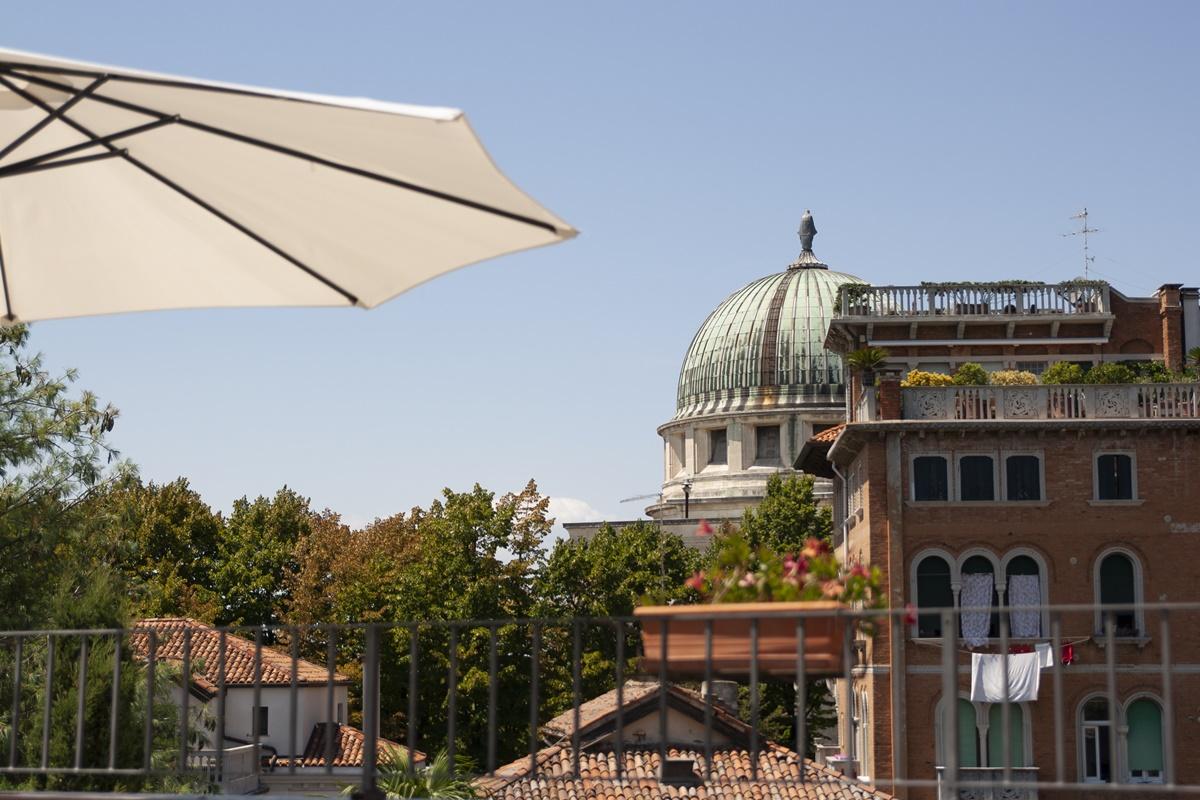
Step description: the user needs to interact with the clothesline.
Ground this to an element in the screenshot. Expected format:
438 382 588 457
919 635 1093 656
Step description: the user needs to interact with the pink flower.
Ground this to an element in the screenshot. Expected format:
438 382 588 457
695 519 714 536
685 571 706 592
802 537 830 558
738 572 757 588
821 580 844 599
904 603 918 626
849 563 869 580
783 555 809 578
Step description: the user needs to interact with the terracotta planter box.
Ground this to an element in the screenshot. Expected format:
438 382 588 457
634 601 848 678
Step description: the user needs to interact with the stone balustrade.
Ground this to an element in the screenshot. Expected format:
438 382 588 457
839 282 1111 318
867 384 1200 421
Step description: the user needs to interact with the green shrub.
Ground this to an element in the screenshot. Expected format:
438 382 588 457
990 369 1039 386
901 369 954 387
952 362 988 386
1084 362 1136 384
1041 362 1085 384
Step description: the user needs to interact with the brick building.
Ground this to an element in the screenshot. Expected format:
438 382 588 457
798 280 1200 798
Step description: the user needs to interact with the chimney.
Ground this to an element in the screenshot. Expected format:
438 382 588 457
1159 284 1184 372
701 680 739 713
877 370 903 420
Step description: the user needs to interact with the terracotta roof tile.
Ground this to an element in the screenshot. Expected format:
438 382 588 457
280 723 420 768
130 618 350 692
478 746 893 800
810 423 845 444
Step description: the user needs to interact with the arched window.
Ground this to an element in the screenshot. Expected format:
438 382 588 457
1097 552 1139 636
987 703 1026 768
1081 697 1113 783
1005 555 1042 637
1126 698 1164 783
956 698 980 768
915 555 954 638
961 555 998 644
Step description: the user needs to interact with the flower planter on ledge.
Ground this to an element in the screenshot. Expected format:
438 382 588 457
634 601 847 678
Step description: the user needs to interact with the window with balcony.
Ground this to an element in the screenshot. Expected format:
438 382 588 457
913 455 949 501
1126 698 1164 783
1097 551 1139 636
915 554 953 638
707 428 727 466
1081 697 1112 783
1095 452 1135 500
1004 455 1042 501
958 455 995 501
754 425 780 465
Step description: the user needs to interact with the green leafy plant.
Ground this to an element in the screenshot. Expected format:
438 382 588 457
1083 362 1136 384
845 346 889 374
344 748 476 800
1188 347 1200 369
684 532 883 607
901 369 954 387
952 362 988 386
1040 361 1085 384
989 369 1038 386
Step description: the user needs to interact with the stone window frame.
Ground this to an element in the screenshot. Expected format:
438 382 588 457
701 425 729 471
1076 691 1167 785
934 691 1034 770
1091 546 1146 638
1078 693 1115 784
1123 692 1166 784
954 451 999 502
1092 449 1139 503
909 452 952 503
908 546 1050 641
1000 450 1046 503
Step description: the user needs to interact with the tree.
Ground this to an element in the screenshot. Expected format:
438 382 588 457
212 487 315 628
736 473 832 554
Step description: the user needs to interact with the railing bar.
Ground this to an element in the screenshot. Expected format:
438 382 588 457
1051 613 1065 784
289 629 298 775
107 633 119 771
570 620 581 780
1105 613 1119 784
74 636 88 771
1160 609 1176 786
40 635 54 770
940 609 958 800
749 617 759 781
528 622 541 779
703 619 713 782
252 630 263 771
325 628 336 775
999 611 1011 783
486 624 497 775
658 618 668 779
178 630 190 775
614 620 624 782
143 630 155 773
795 617 806 785
10 636 21 768
215 630 226 786
407 622 418 779
447 624 458 775
362 624 380 798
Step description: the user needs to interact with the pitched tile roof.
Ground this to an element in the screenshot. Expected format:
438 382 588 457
541 681 748 744
131 618 350 693
279 723 421 768
811 423 846 444
795 423 845 478
478 745 894 800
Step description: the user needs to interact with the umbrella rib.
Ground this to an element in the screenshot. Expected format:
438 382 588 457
0 74 108 162
2 67 562 236
0 77 360 307
0 113 176 178
0 149 128 180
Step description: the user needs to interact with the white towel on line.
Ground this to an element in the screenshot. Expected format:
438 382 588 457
970 651 1041 703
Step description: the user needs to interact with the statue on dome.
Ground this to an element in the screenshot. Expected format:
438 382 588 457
798 210 817 253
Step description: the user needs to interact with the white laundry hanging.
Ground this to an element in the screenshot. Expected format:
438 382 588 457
970 651 1042 703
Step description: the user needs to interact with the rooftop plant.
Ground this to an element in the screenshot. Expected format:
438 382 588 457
1083 362 1137 385
901 369 954 387
952 362 988 386
1041 361 1086 385
989 369 1039 386
846 346 890 374
684 531 883 607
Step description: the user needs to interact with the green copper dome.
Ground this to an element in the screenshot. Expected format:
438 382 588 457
675 230 863 419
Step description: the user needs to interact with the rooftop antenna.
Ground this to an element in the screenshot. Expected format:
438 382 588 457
1062 208 1101 278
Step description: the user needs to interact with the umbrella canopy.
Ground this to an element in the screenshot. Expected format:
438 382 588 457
0 47 575 323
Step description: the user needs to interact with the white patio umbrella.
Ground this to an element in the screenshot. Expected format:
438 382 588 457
0 47 575 323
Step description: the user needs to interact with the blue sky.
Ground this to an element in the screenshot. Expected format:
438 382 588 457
5 2 1198 532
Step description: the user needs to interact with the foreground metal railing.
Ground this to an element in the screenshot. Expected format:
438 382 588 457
0 602 1195 799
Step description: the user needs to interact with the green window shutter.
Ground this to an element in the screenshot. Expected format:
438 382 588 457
958 700 979 768
1127 700 1163 772
987 703 1025 768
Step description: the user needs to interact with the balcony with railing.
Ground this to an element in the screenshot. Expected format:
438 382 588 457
837 282 1112 319
892 383 1200 421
